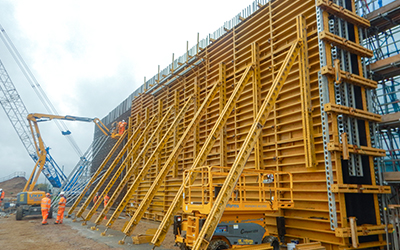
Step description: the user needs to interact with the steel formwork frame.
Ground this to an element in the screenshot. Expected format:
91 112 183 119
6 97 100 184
126 0 389 248
74 0 394 249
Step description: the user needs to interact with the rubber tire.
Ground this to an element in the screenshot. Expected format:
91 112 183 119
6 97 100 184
48 207 53 219
207 239 230 250
16 207 23 220
262 236 280 250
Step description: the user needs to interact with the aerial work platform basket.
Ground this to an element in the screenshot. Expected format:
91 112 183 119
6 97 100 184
183 166 294 214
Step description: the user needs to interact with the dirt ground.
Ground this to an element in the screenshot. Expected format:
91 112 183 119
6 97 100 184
0 210 177 250
0 177 177 250
0 214 124 250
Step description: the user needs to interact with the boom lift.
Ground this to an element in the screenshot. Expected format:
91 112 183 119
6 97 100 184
174 166 293 250
16 113 116 220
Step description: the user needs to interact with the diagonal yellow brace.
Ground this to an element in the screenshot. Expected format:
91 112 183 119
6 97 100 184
74 124 142 220
100 96 193 236
191 40 301 250
82 113 159 224
120 82 221 240
91 107 174 227
152 64 254 247
68 129 130 217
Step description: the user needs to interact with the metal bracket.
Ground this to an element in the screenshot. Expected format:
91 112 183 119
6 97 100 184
317 0 370 28
332 184 391 194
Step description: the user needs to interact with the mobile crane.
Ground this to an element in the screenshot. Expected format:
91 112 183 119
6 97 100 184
16 113 117 220
173 166 293 250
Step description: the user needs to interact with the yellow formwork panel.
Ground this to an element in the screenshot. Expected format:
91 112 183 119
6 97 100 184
119 0 388 249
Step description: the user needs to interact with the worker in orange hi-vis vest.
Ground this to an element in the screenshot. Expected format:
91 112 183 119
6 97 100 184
41 193 51 225
0 189 4 206
55 192 66 224
93 192 99 207
104 194 110 220
117 121 122 134
118 120 127 135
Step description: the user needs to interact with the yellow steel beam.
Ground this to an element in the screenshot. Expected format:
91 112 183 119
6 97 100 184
91 107 173 227
321 64 378 89
298 15 316 168
332 184 391 194
193 77 200 158
82 113 159 224
99 97 192 236
251 43 262 170
324 103 381 122
74 124 143 221
219 63 227 168
327 143 386 157
191 39 301 250
173 90 179 177
151 64 254 247
319 30 373 57
119 82 221 243
157 99 163 174
317 0 370 28
335 223 393 237
68 129 129 217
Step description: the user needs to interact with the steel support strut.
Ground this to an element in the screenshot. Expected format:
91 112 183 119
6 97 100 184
152 45 257 247
68 129 129 217
298 15 316 168
91 107 174 227
119 81 221 240
191 38 302 250
82 113 159 224
75 122 146 222
101 96 192 238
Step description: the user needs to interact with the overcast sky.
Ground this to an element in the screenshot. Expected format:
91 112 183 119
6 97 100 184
0 0 255 185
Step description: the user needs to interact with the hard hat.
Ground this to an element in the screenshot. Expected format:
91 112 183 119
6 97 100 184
0 188 2 191
122 120 125 122
60 192 65 196
46 193 50 197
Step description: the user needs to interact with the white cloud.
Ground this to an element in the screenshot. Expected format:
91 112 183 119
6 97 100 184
0 0 255 183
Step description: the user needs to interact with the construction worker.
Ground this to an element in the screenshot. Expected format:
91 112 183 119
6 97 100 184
104 193 110 219
117 121 122 134
0 189 4 206
93 192 99 206
41 193 51 225
118 120 127 135
55 192 66 224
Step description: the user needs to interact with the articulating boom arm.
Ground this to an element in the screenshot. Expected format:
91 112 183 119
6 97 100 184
23 113 112 192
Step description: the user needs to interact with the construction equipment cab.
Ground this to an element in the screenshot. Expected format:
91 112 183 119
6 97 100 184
15 113 116 220
174 166 294 250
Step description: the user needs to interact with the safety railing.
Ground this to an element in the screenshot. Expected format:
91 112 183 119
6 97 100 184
183 166 293 214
